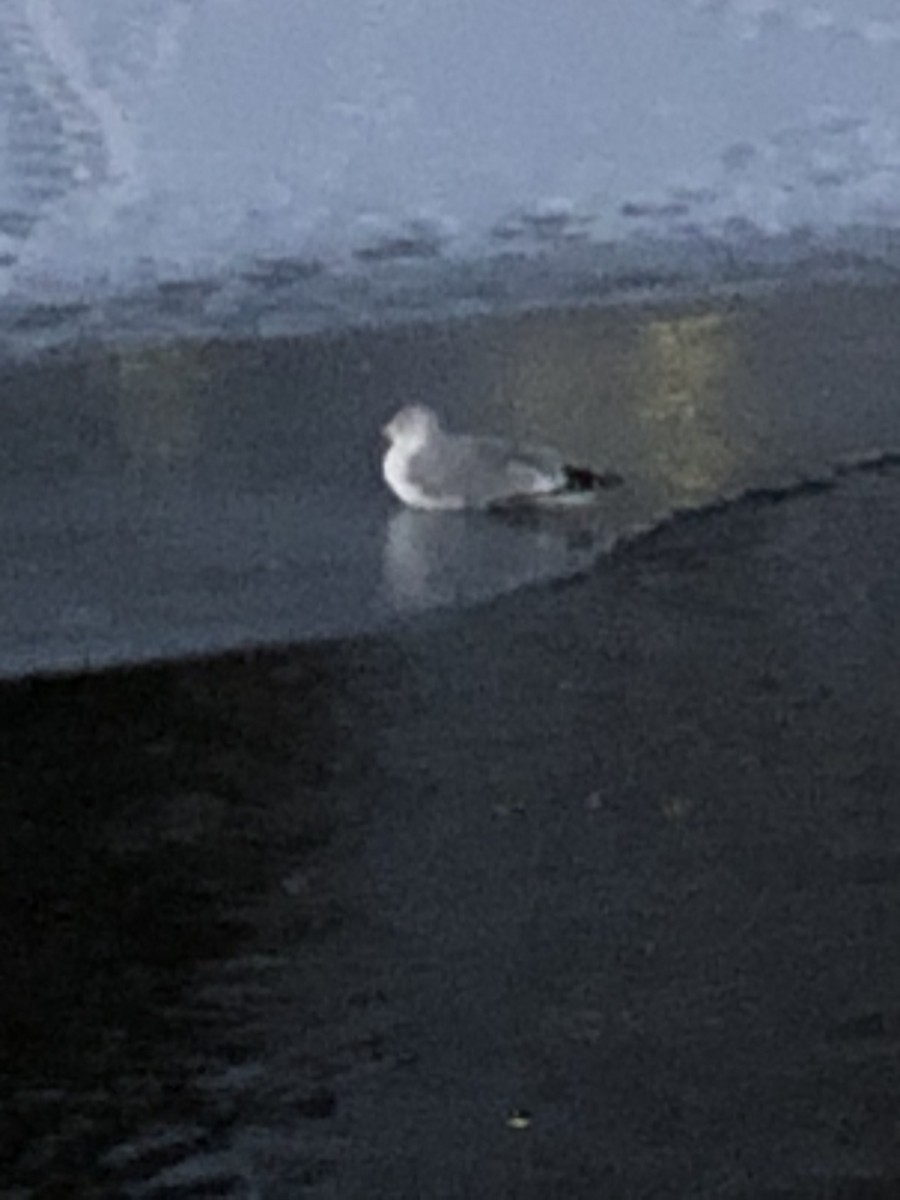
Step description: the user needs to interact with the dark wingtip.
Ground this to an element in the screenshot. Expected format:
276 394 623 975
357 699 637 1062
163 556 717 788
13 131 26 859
564 465 624 491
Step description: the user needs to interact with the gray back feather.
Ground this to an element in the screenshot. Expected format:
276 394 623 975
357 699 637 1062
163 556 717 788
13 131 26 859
406 432 564 504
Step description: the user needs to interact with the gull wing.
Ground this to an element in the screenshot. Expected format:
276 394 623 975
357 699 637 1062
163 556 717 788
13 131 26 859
406 433 565 506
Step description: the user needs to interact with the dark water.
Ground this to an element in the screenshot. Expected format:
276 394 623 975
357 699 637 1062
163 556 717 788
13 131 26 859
5 283 900 677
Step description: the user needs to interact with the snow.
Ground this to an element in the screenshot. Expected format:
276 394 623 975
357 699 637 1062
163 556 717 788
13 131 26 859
2 0 900 349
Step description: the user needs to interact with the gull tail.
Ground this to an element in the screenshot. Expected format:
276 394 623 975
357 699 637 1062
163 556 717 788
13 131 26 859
561 465 624 493
492 462 625 511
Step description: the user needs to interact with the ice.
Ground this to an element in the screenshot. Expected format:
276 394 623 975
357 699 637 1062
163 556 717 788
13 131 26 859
1 0 900 347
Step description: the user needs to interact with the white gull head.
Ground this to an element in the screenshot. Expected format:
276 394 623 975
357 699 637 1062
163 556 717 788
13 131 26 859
382 404 441 453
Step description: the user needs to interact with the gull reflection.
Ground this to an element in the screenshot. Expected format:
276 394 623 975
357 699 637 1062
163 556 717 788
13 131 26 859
382 508 606 614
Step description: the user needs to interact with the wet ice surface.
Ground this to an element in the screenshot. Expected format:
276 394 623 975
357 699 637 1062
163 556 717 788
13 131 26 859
4 283 900 677
0 325 599 677
3 0 900 350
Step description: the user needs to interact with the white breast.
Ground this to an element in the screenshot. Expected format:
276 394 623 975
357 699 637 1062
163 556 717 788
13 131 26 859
383 445 464 510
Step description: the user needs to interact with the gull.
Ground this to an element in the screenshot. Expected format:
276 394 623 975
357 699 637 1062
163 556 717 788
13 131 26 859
382 405 623 511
